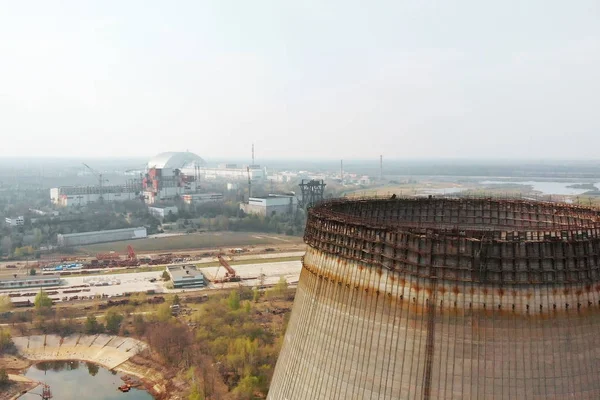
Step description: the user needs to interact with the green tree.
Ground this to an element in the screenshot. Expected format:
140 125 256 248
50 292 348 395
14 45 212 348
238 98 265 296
105 310 124 335
0 295 12 313
162 270 171 281
173 294 180 305
0 367 8 386
133 314 146 336
232 375 260 399
0 329 12 353
252 287 260 303
84 315 103 334
227 290 240 311
156 303 172 322
29 268 36 276
34 290 52 310
188 384 205 400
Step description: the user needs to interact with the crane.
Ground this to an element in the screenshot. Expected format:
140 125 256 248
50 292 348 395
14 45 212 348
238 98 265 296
83 163 108 188
83 163 109 202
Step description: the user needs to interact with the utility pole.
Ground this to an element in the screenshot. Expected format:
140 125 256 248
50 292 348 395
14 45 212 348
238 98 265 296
252 143 255 166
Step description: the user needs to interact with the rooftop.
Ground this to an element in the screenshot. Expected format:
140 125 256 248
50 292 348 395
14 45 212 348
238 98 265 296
167 265 204 280
59 226 146 238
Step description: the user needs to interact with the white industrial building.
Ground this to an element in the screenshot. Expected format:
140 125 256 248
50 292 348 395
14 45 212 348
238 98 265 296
199 165 265 182
148 206 178 219
144 152 204 204
50 185 140 207
240 194 298 217
5 216 24 226
182 193 224 204
57 227 147 247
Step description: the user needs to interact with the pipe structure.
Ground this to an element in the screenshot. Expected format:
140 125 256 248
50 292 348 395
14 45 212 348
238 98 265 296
268 197 600 400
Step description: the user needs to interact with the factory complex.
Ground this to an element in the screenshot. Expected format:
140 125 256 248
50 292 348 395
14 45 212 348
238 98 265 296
50 151 267 208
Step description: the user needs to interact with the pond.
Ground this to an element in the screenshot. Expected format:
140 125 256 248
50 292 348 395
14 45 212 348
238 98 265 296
19 361 153 400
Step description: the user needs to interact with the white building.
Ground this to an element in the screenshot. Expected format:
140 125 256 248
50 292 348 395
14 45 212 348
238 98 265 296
181 193 224 204
148 206 179 219
50 185 140 207
240 194 298 217
199 166 265 182
5 216 24 227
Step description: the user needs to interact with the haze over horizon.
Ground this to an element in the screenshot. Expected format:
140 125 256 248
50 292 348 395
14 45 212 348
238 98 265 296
1 1 599 160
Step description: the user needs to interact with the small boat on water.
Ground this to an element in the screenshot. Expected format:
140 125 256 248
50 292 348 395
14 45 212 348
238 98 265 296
118 384 131 392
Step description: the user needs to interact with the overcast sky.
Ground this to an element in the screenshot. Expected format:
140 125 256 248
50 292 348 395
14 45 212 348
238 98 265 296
1 1 599 161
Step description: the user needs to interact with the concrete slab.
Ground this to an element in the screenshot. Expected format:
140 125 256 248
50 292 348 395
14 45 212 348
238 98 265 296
92 334 112 348
77 334 97 347
121 338 144 353
106 336 127 349
12 336 29 352
60 334 80 347
27 335 45 350
44 334 61 348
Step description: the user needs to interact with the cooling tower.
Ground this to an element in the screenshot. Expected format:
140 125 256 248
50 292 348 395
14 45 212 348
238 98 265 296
268 197 600 400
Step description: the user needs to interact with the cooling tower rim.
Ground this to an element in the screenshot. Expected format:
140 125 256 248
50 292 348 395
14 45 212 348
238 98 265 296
309 196 600 241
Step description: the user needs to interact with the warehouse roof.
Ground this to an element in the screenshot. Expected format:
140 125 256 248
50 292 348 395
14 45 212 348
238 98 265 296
167 265 204 280
58 227 146 238
147 151 206 169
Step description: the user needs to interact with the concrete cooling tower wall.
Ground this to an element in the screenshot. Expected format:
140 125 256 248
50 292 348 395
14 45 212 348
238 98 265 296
268 197 600 400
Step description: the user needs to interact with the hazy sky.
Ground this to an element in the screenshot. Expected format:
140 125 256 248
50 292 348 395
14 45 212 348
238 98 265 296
1 1 599 161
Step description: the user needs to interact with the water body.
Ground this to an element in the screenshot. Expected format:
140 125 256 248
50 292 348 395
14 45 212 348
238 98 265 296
20 361 153 400
480 181 600 196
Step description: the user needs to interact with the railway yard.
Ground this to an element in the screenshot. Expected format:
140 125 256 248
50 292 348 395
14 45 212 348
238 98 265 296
0 245 304 307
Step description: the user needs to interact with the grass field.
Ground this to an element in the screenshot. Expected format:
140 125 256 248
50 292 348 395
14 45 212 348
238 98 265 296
77 231 304 255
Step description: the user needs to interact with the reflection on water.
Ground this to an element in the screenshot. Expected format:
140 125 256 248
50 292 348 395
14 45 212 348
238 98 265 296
20 361 153 399
480 181 599 196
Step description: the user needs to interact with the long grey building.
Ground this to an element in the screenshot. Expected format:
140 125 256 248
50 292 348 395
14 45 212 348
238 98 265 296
0 274 61 291
57 227 147 247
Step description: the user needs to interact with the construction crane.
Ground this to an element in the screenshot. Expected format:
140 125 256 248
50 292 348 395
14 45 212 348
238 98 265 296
218 255 240 281
82 163 109 200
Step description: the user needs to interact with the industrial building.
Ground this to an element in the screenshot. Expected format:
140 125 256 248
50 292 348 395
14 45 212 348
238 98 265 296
50 184 141 207
199 165 265 182
269 197 600 399
181 193 224 204
5 216 24 226
240 194 297 216
0 274 61 291
57 227 147 247
148 205 178 219
166 265 205 288
144 152 204 204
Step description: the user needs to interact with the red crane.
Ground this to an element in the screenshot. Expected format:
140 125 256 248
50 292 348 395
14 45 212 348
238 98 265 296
127 245 137 261
217 255 240 281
